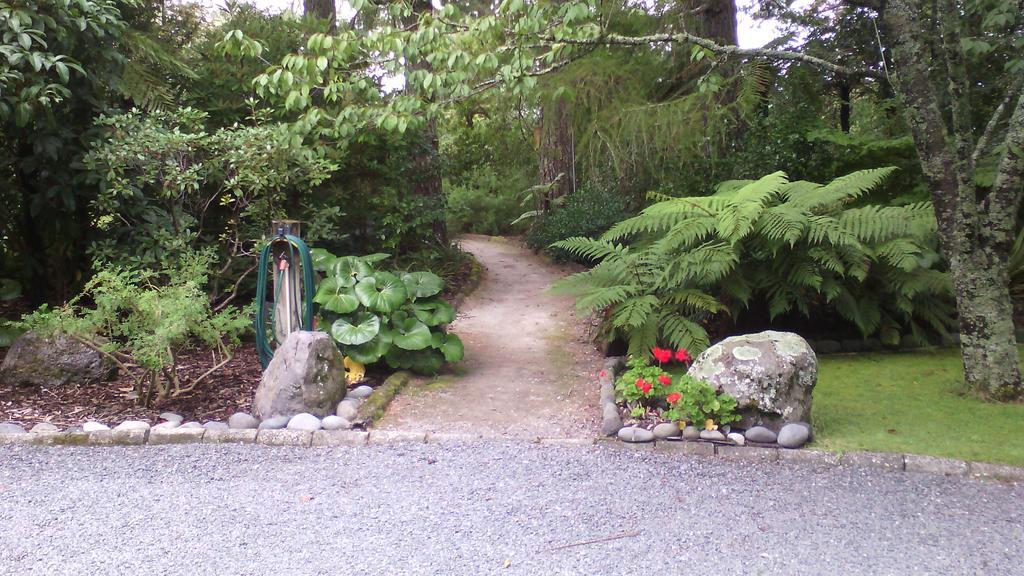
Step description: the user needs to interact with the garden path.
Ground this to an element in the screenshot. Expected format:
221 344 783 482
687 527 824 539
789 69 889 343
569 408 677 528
377 235 603 438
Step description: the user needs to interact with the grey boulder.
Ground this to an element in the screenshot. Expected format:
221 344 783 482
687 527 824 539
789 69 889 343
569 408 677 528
600 403 622 436
727 432 746 446
159 412 184 425
30 422 60 434
321 415 352 431
0 422 27 434
179 422 203 429
252 331 347 419
778 423 811 449
228 412 259 430
688 330 817 430
699 430 726 441
258 416 289 430
652 422 680 439
744 426 778 444
287 413 322 431
335 399 360 421
0 331 116 388
617 426 654 443
348 385 374 399
681 425 701 440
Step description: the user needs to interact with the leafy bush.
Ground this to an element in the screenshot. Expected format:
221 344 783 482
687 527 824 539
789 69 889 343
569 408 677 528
525 184 634 262
20 253 249 406
313 250 464 375
554 168 954 356
445 165 531 235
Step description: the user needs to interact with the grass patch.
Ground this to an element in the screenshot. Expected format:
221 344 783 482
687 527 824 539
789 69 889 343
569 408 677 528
813 348 1024 466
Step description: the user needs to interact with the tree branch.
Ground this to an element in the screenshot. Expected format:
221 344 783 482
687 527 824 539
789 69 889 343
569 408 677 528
983 92 1024 250
972 77 1024 171
543 32 881 79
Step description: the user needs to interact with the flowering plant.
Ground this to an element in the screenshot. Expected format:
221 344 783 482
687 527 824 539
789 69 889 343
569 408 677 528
614 350 739 427
661 375 740 427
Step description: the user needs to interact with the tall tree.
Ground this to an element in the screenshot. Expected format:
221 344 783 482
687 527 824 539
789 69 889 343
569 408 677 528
303 0 336 30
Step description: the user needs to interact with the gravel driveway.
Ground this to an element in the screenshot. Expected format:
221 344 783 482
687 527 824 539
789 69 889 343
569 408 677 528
2 442 1022 575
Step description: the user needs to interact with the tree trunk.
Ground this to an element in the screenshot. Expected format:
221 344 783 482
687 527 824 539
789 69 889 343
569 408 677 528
838 81 851 133
407 0 447 245
681 0 737 44
538 97 574 208
882 0 1023 399
303 0 336 30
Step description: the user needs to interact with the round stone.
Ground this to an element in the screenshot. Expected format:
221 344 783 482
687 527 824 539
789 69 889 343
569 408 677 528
744 426 778 443
348 385 374 399
681 425 701 440
321 415 352 431
152 421 180 430
82 421 110 432
203 421 229 430
617 426 655 443
652 422 680 439
179 421 203 429
335 401 359 421
158 412 183 425
258 415 289 430
114 420 150 431
0 422 27 434
794 421 814 441
778 423 810 448
727 432 746 446
699 430 726 441
228 412 259 430
287 413 322 431
30 422 60 433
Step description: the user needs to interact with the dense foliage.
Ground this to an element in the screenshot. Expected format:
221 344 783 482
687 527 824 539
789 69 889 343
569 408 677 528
313 250 464 375
615 352 739 427
554 169 953 356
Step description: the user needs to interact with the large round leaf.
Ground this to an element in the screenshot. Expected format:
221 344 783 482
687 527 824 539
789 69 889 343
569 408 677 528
314 277 359 313
391 319 432 350
346 333 392 364
401 272 444 299
385 347 444 375
412 299 455 326
331 256 373 285
355 273 408 313
439 333 464 362
310 248 338 272
331 314 381 345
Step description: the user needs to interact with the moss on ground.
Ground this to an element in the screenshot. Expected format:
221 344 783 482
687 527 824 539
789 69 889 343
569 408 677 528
813 347 1024 466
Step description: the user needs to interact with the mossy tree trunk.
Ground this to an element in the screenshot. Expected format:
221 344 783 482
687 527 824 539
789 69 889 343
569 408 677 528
881 0 1024 400
538 96 575 209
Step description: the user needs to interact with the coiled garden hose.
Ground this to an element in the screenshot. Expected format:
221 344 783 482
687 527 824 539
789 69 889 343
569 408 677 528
254 233 316 368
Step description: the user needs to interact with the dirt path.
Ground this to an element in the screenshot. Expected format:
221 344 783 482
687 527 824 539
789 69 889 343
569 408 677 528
378 235 602 438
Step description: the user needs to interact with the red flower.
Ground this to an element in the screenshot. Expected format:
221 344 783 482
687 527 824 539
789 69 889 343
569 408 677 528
675 348 692 363
635 378 646 390
599 370 607 379
667 392 682 404
641 382 653 394
652 347 673 364
657 374 671 387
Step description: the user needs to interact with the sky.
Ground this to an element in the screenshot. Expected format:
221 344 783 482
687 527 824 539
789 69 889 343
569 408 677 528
203 0 791 49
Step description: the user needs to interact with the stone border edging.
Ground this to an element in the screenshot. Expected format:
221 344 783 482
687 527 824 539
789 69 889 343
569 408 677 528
352 371 411 427
1 426 1021 482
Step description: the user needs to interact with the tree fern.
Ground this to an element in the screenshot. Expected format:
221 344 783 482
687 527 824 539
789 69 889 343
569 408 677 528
556 168 955 355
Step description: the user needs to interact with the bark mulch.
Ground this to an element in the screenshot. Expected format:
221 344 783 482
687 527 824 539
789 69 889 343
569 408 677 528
1 343 264 429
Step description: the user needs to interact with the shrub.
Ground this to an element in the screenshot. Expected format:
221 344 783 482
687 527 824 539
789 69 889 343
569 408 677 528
20 252 250 406
525 184 634 262
445 165 531 235
312 250 464 375
554 168 954 356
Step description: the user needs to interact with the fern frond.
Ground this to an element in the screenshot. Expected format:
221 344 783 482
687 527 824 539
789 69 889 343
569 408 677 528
550 237 627 262
611 295 659 328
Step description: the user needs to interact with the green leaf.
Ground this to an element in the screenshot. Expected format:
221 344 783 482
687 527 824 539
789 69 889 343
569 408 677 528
331 314 380 345
310 248 337 272
346 331 392 364
391 319 432 350
331 256 373 284
401 271 443 299
355 272 408 313
439 333 464 362
411 298 455 325
314 277 359 313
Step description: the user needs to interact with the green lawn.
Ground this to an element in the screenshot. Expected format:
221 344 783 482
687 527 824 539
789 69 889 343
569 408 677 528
813 347 1024 466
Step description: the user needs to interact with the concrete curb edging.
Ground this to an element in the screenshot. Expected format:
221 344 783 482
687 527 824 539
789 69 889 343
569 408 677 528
2 428 1021 483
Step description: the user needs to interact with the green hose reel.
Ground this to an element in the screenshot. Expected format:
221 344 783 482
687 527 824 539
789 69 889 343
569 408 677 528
254 232 316 368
